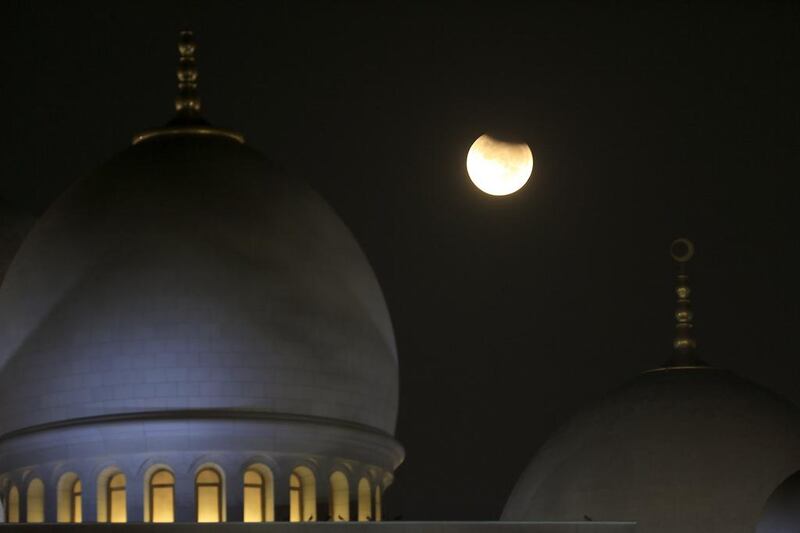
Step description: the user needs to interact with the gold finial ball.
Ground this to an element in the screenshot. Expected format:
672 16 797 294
177 62 198 82
178 31 196 57
671 238 695 263
673 337 697 350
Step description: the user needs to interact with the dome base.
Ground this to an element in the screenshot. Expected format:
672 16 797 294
0 410 402 523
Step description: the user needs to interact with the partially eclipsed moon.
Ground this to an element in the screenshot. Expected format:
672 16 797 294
467 134 533 196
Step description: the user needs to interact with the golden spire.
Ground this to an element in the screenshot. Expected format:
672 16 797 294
643 238 709 373
649 237 708 370
131 31 244 145
175 30 201 115
671 238 696 354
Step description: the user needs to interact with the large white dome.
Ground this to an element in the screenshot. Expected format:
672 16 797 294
0 31 401 524
0 132 399 436
502 366 800 533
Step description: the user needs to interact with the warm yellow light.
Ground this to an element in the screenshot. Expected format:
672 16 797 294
72 480 82 523
109 473 127 523
244 470 265 523
290 472 303 522
27 478 44 523
197 486 220 522
151 486 174 523
196 469 222 523
466 134 533 196
8 485 20 523
329 471 349 521
150 470 175 523
357 478 371 522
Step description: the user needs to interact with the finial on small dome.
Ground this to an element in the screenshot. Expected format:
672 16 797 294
671 238 696 354
644 238 709 373
659 238 709 370
175 30 201 115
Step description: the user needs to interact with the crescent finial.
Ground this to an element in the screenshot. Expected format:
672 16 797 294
670 238 695 263
671 238 700 359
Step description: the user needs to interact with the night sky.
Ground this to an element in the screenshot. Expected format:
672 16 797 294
3 0 800 521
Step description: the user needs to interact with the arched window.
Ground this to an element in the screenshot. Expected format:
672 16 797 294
149 470 175 523
71 480 82 523
243 470 264 522
358 478 371 521
374 485 382 522
27 478 44 523
7 486 19 523
289 473 303 522
107 473 127 523
289 467 316 522
243 467 275 522
196 468 223 523
329 471 349 521
57 473 81 523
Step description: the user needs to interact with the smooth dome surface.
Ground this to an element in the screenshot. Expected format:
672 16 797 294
0 198 35 283
0 134 398 436
503 367 800 533
756 470 800 533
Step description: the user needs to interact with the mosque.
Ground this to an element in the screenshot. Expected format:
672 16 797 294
0 32 798 532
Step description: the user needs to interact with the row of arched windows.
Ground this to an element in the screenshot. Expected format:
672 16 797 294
2 464 382 523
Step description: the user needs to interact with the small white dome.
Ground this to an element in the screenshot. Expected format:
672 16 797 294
503 367 800 533
756 470 800 533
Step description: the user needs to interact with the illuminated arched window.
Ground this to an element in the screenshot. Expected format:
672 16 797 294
244 466 274 522
71 480 82 523
7 486 19 523
27 478 44 523
374 485 382 522
290 466 316 522
243 470 264 522
289 473 303 522
329 471 349 521
149 470 175 523
57 473 80 523
358 478 371 521
108 473 127 523
196 468 223 523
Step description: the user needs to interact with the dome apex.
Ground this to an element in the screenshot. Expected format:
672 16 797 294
132 31 244 146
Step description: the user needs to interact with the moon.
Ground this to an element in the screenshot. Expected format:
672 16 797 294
466 134 533 196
